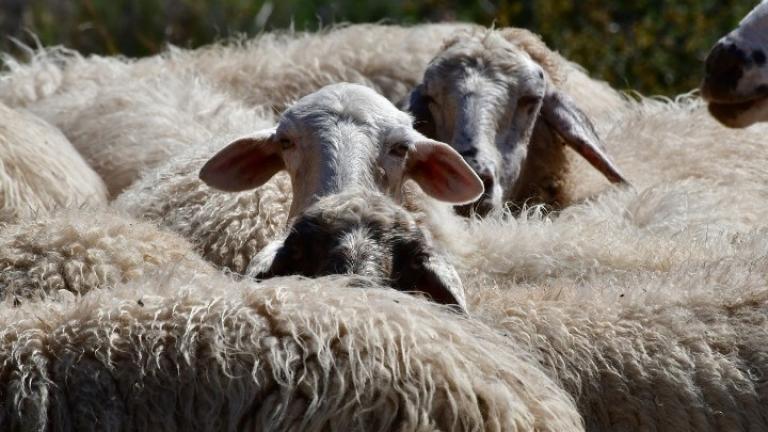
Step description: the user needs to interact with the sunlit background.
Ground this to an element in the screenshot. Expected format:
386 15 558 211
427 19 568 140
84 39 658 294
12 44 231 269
0 0 756 95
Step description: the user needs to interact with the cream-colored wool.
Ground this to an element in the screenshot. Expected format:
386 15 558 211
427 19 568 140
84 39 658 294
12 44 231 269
33 74 273 197
5 67 274 197
467 263 768 432
167 23 478 110
0 270 583 432
567 95 768 202
0 208 212 302
0 102 107 219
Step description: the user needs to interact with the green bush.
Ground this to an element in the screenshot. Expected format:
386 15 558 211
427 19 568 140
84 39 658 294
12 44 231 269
0 0 757 95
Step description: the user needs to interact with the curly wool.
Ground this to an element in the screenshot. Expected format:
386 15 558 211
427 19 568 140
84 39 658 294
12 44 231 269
0 208 212 302
0 102 107 219
0 270 583 432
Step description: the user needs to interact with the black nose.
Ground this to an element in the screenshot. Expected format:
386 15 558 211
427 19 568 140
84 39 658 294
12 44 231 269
454 166 496 218
704 41 747 98
476 169 495 195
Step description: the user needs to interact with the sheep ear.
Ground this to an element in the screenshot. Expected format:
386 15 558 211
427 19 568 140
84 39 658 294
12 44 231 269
408 85 436 138
392 239 468 314
541 90 629 185
407 139 484 204
199 127 284 192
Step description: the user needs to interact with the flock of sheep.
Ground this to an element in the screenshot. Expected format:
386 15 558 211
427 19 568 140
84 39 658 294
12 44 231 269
1 3 768 430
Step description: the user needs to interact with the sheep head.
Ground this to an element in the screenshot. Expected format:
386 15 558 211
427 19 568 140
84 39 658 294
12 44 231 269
408 30 627 216
702 0 768 128
199 83 483 218
247 190 468 312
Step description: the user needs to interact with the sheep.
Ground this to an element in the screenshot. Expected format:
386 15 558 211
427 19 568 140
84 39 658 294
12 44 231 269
249 189 468 312
407 28 628 216
0 269 584 432
701 0 768 127
116 83 483 272
0 207 212 302
0 101 107 219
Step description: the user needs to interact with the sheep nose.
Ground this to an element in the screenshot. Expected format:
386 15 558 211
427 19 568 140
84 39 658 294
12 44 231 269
476 169 495 195
704 41 747 98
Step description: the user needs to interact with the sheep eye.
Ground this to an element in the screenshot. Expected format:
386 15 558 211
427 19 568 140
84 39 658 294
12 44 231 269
279 138 294 150
518 95 542 108
389 143 409 158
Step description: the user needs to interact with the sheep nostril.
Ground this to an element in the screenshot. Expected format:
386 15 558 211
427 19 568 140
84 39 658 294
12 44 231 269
477 171 495 193
705 42 746 87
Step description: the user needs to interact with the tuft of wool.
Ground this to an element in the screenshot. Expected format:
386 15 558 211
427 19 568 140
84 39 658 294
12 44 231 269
0 102 107 219
0 270 583 432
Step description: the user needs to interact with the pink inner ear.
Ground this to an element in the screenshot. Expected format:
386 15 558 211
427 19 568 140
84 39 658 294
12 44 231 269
413 158 470 197
408 142 484 204
200 137 284 192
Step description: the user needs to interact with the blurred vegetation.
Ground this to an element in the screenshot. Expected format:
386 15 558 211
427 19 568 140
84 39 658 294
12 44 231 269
0 0 757 95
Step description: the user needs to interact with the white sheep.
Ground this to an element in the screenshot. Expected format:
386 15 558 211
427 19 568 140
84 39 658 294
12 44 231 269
406 29 628 215
0 269 583 432
116 83 483 273
701 0 768 127
0 101 107 219
0 208 212 302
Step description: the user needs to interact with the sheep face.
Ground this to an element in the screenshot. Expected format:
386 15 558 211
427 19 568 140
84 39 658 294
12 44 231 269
409 32 627 215
199 83 483 218
702 0 768 127
248 190 468 312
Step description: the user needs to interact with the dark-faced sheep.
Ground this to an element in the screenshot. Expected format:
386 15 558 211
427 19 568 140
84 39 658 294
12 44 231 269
408 29 628 215
249 189 468 311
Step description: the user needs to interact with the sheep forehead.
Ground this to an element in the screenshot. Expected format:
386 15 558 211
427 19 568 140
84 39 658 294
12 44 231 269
309 191 415 231
732 1 768 47
284 83 412 132
430 31 535 80
741 0 768 28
